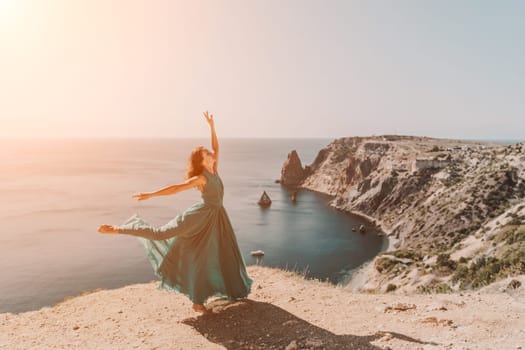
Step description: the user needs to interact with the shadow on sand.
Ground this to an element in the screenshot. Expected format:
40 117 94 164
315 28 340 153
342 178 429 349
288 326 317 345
182 298 437 350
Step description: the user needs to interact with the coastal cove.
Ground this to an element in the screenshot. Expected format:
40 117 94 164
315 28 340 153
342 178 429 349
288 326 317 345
0 138 385 314
290 136 525 293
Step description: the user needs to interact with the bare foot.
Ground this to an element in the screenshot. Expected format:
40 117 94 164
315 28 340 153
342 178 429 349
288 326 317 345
192 304 212 315
98 225 119 234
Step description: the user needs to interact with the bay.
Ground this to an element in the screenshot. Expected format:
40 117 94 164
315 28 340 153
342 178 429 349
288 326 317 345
0 138 384 313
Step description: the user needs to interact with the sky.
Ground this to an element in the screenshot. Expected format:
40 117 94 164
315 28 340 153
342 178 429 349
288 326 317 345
1 0 524 139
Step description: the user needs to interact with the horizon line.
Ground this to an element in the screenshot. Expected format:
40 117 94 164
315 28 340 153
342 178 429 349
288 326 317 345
0 135 523 143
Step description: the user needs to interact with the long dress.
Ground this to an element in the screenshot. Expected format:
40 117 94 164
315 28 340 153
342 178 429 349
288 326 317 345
117 169 253 305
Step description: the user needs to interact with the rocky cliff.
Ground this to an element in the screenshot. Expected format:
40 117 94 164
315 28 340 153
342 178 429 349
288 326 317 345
286 136 525 293
280 150 307 187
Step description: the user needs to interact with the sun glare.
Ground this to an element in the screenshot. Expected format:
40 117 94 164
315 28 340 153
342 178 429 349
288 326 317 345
0 0 22 26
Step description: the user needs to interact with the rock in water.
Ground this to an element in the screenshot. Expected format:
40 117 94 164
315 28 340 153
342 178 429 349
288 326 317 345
281 150 306 187
291 191 298 203
258 191 272 207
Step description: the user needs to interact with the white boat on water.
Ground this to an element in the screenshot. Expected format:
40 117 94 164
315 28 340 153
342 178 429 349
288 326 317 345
250 250 265 257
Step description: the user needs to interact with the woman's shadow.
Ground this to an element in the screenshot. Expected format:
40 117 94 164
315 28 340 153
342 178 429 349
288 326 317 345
182 298 436 350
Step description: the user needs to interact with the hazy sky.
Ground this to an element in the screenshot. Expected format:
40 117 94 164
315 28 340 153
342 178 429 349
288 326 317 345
1 0 524 139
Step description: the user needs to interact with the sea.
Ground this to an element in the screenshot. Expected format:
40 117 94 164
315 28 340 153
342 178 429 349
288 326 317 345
0 138 387 313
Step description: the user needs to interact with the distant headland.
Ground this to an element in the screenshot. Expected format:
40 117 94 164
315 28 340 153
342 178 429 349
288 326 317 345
280 135 525 293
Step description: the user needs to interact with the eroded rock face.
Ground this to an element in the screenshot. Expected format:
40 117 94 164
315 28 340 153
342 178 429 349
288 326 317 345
280 150 306 187
282 135 525 292
299 138 383 196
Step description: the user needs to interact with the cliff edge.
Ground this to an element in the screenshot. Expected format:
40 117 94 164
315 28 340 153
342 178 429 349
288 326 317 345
1 265 523 349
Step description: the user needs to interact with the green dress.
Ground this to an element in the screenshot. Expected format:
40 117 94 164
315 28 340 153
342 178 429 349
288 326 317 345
117 170 253 304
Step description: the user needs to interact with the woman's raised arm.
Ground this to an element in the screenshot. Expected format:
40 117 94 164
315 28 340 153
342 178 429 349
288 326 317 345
203 111 219 172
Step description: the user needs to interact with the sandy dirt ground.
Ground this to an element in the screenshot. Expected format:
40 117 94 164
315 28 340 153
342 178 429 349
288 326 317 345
1 265 524 350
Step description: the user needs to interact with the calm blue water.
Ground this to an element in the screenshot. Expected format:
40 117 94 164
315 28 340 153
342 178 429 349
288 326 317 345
0 138 385 313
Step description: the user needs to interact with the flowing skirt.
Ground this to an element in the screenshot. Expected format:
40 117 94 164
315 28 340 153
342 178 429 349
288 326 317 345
119 203 253 304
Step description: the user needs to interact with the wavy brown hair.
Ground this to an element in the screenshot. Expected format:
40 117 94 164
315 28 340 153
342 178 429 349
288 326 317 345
185 146 206 179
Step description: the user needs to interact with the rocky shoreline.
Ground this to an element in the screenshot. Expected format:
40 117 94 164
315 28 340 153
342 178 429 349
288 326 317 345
280 135 525 293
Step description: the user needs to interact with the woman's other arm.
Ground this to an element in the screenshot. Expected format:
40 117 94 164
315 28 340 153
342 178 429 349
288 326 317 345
97 175 206 238
132 175 206 201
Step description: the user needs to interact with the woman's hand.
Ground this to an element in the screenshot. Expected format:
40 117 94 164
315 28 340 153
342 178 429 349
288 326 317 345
98 224 119 234
132 193 152 201
203 111 214 128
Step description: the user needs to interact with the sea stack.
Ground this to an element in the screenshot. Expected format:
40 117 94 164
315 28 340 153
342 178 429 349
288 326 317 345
258 191 272 207
280 150 306 187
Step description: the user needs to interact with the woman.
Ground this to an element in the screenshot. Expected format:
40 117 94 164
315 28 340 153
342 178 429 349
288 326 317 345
98 111 253 315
